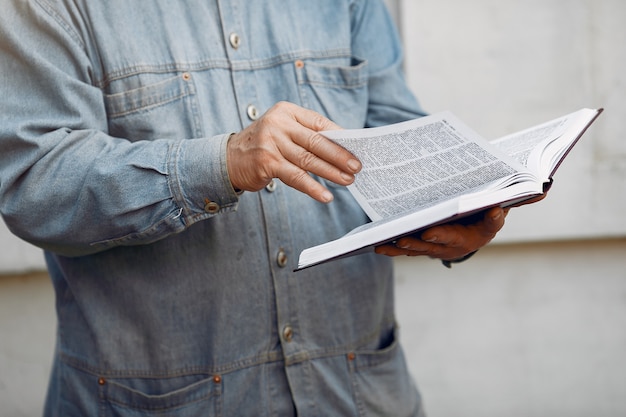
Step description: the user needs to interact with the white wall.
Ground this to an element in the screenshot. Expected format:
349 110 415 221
395 240 626 417
0 221 45 273
394 1 626 415
401 0 626 242
0 273 54 417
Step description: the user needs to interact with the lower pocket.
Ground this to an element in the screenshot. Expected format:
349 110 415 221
99 374 221 417
350 331 422 417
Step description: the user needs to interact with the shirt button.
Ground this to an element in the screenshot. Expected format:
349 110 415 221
276 249 288 268
229 32 241 49
204 201 220 214
265 179 277 192
246 104 259 121
282 325 293 342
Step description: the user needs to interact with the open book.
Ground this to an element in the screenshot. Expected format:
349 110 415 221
296 108 603 271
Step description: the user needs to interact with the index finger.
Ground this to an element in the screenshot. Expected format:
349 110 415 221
287 105 361 174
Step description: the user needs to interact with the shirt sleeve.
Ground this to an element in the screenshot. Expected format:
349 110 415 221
0 1 240 257
350 0 429 126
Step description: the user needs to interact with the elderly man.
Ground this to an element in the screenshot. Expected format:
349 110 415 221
0 1 505 415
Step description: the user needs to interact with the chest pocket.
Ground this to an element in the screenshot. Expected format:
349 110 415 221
296 57 369 129
103 73 203 141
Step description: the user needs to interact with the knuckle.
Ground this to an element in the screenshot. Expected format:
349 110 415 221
256 114 277 133
310 114 329 132
272 101 292 114
476 225 497 241
426 244 446 258
290 169 312 187
298 149 318 168
449 234 467 248
307 132 325 147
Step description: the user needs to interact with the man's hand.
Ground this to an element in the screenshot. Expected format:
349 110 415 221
375 191 548 261
227 102 361 203
375 206 509 261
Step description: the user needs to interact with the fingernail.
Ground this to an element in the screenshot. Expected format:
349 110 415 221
340 172 354 183
347 159 361 173
321 190 334 203
423 235 437 243
491 210 503 220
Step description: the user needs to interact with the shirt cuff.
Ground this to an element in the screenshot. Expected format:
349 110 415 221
441 250 478 268
169 133 240 225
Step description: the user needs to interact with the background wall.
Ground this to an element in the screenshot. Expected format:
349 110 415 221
395 0 626 415
402 0 625 241
1 0 625 416
395 240 626 417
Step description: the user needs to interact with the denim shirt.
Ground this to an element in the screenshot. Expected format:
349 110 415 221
0 0 427 415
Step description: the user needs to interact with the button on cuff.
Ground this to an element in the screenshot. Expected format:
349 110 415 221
204 199 220 214
169 134 241 227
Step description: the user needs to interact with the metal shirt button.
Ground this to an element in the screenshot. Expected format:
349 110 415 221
204 201 220 214
276 249 288 268
282 325 293 342
265 179 277 192
246 104 259 121
229 32 241 49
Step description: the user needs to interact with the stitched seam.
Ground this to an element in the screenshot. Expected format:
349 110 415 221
34 0 85 50
94 48 352 88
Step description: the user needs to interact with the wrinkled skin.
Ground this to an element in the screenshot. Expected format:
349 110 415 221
227 102 545 262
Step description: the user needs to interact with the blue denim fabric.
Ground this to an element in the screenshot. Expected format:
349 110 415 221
0 0 428 416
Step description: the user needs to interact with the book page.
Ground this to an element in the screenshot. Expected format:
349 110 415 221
297 108 601 270
324 112 526 221
490 114 570 170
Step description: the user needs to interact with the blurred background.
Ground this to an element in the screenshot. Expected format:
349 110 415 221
1 0 624 415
